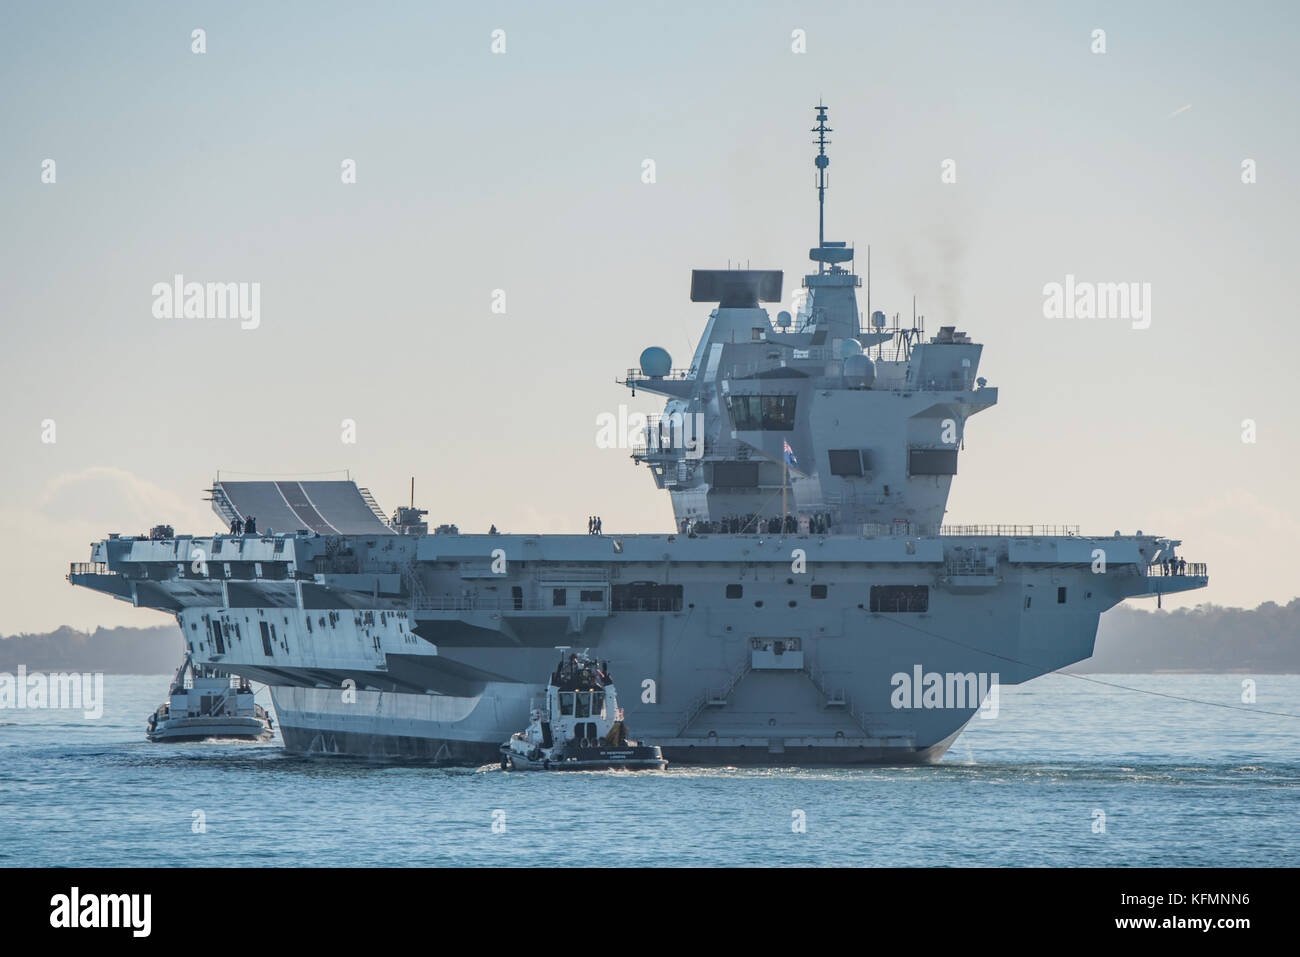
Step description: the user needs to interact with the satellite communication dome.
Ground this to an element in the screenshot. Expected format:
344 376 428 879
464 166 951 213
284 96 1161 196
838 338 863 359
843 353 875 389
639 346 672 378
871 310 887 330
776 311 792 328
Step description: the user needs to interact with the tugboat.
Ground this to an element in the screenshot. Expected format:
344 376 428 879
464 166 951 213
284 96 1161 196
146 653 275 743
500 651 667 771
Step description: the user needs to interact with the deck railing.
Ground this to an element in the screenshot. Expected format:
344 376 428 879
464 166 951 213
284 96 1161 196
857 523 1082 538
938 524 1080 537
1146 562 1208 578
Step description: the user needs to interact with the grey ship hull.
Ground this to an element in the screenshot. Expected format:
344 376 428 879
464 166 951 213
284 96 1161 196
273 692 961 766
70 528 1207 767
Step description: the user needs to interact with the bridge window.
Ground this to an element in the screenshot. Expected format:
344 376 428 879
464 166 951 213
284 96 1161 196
592 691 605 717
575 693 591 718
869 585 929 613
558 692 574 716
726 394 797 431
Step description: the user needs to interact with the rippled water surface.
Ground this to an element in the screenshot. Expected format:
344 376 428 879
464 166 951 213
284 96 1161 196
1 674 1296 866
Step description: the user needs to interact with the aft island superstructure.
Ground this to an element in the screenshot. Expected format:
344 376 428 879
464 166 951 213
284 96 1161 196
69 105 1208 765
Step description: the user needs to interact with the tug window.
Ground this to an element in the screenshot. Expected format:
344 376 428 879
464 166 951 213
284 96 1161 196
559 692 575 716
592 691 605 717
575 693 591 719
811 584 828 599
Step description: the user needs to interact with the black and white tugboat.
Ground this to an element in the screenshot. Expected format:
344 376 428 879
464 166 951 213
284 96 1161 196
146 653 274 743
500 651 667 771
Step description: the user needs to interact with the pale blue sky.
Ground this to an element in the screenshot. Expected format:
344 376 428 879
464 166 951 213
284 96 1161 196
2 1 1298 631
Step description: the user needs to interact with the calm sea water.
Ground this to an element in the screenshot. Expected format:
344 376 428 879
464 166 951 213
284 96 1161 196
1 674 1295 867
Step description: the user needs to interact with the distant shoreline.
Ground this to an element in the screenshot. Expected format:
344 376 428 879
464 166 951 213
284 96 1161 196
4 599 1298 674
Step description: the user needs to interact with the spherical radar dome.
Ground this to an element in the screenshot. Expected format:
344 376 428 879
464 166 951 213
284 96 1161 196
838 338 863 359
843 353 875 389
639 346 672 378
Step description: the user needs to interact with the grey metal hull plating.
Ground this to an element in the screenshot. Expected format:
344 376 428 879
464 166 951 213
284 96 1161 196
72 529 1207 767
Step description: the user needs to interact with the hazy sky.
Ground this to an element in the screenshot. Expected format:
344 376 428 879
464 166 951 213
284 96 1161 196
2 1 1298 633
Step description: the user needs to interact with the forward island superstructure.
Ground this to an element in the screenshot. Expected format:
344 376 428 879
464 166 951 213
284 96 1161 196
69 106 1208 765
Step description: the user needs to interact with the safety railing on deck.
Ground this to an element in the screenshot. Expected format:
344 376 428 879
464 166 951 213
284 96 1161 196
622 368 696 384
68 562 109 577
857 523 1082 538
1146 562 1208 578
939 524 1080 537
944 557 998 576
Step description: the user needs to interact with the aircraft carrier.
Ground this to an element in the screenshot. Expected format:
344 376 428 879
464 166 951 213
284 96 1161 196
68 105 1208 765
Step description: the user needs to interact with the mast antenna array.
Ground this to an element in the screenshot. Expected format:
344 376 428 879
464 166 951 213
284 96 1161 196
812 102 832 273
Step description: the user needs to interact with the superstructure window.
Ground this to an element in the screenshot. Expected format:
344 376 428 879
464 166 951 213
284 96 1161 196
552 588 567 607
811 584 827 599
1058 587 1067 604
828 449 865 477
575 693 591 718
726 584 743 599
611 583 683 612
726 394 797 431
869 585 929 613
712 462 760 488
559 692 574 716
259 621 274 657
908 448 958 476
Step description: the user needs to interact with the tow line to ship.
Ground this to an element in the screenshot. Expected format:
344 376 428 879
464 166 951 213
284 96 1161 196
865 609 1300 721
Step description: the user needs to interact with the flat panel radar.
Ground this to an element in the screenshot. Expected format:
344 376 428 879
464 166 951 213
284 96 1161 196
690 269 783 307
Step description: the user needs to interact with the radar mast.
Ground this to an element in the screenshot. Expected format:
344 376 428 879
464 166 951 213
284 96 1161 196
812 102 832 274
